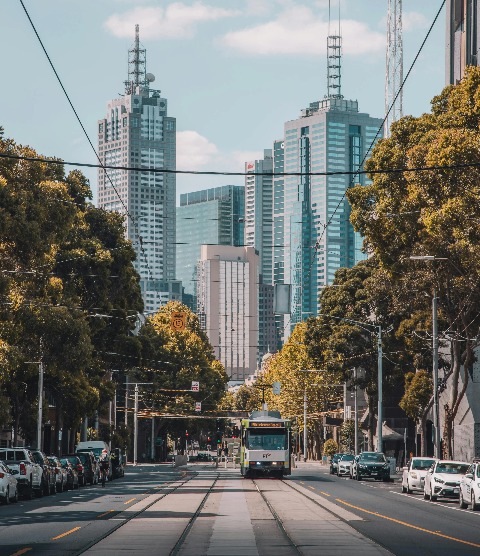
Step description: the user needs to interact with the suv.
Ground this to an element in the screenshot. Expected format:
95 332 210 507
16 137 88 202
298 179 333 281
352 451 391 482
75 451 98 485
459 460 480 510
31 450 56 495
0 448 42 499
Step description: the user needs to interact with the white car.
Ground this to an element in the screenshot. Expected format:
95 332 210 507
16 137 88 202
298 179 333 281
337 454 355 476
459 460 480 510
424 460 469 502
401 457 436 494
0 460 18 504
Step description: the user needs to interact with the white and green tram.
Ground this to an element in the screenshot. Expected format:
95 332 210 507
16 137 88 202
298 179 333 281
240 411 291 478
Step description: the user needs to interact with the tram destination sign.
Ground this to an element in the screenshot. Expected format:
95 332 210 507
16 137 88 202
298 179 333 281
250 422 284 428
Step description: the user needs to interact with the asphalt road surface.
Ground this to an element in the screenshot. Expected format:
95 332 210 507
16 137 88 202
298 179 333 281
0 462 478 555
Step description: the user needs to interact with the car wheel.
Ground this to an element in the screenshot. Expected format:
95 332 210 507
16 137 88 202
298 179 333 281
357 473 362 481
423 489 429 500
12 487 18 503
472 493 479 511
459 490 468 509
2 488 9 505
43 478 49 496
401 482 406 493
406 481 412 494
36 482 43 498
430 491 437 502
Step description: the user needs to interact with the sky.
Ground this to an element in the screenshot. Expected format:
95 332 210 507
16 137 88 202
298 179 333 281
1 0 447 203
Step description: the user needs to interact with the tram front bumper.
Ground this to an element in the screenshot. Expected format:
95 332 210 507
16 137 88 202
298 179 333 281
247 461 287 472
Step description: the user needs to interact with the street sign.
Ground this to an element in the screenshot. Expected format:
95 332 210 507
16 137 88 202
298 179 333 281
191 381 200 392
170 311 187 332
272 381 281 395
345 405 352 419
195 402 201 412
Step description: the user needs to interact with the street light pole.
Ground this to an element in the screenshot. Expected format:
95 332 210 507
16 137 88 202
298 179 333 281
377 325 383 452
432 290 441 458
303 386 307 461
354 367 358 455
37 361 44 450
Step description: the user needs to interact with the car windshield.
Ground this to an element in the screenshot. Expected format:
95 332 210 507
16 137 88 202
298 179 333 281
340 455 354 462
59 459 69 468
411 459 435 470
361 453 386 463
65 456 79 465
435 463 469 474
246 431 286 450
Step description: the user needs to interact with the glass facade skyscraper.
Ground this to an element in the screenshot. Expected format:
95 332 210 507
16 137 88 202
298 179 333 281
274 97 383 335
97 27 180 315
176 185 245 310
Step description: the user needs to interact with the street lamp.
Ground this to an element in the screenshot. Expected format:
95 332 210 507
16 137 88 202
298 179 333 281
409 255 447 459
318 314 383 452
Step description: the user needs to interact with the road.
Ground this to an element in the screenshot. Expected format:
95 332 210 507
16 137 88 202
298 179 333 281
0 462 478 555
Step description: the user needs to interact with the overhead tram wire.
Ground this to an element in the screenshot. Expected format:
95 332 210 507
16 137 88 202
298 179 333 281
4 150 480 179
19 1 161 306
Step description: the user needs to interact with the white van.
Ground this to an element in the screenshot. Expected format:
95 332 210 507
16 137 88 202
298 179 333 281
75 441 109 460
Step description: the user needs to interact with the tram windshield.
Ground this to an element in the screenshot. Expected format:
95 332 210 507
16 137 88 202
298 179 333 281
246 430 286 450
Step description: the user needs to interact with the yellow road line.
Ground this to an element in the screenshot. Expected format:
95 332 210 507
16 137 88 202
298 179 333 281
10 549 32 556
320 491 331 497
124 497 137 504
336 499 480 549
51 527 81 541
96 509 115 519
308 486 316 490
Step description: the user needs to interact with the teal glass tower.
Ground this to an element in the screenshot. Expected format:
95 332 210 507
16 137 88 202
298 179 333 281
176 185 245 310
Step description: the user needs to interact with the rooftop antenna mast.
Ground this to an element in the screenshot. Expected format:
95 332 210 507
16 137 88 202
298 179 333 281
124 24 147 94
327 0 343 99
385 0 403 137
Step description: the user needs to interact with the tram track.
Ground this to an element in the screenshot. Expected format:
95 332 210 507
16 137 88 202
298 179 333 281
75 470 202 555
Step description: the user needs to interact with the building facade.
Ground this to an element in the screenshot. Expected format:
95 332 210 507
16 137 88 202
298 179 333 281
446 0 480 84
97 26 180 315
274 97 383 333
176 185 245 309
197 245 259 381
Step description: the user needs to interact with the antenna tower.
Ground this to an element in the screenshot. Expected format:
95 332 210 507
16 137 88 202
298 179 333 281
124 24 147 94
327 1 343 99
385 0 403 137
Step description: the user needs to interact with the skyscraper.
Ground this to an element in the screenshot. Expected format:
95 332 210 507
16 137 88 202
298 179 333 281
197 245 259 381
176 185 245 310
273 35 383 336
97 26 180 315
446 0 480 84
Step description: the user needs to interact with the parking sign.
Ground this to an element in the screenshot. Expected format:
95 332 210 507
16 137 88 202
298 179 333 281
191 381 200 392
195 402 201 412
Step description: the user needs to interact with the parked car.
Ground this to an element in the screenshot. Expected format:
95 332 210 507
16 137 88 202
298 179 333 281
30 450 56 495
351 451 391 482
75 451 98 485
47 456 68 493
63 455 86 486
459 460 480 510
424 460 469 501
0 448 42 499
76 441 111 479
0 461 18 504
337 454 355 477
329 453 343 475
401 457 436 494
59 458 79 490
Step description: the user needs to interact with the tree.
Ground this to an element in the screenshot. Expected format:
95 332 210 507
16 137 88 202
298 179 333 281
348 67 480 457
323 438 338 458
400 370 433 456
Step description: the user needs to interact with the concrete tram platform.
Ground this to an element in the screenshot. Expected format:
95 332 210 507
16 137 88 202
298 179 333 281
84 466 392 556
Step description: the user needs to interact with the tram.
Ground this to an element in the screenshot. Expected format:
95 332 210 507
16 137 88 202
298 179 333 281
239 410 291 478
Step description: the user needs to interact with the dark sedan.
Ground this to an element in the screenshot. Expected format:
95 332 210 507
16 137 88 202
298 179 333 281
59 458 79 490
353 451 391 482
63 455 86 486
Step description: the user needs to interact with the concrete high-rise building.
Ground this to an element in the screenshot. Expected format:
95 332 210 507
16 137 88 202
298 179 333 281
446 0 480 84
97 26 180 315
176 186 245 310
273 98 383 334
197 245 259 381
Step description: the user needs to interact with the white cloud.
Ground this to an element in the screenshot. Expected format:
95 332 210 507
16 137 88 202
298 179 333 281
105 2 239 40
176 130 218 170
402 11 429 32
219 7 384 56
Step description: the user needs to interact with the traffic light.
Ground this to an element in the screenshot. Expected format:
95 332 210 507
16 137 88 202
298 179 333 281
207 436 211 442
185 430 189 437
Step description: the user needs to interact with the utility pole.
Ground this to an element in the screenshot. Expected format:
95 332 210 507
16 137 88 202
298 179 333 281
354 367 358 455
37 361 44 450
433 290 441 458
133 384 138 465
377 326 383 452
303 386 307 462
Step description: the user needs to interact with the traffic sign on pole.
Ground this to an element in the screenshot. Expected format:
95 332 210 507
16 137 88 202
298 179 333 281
195 402 201 412
191 381 200 392
170 312 187 332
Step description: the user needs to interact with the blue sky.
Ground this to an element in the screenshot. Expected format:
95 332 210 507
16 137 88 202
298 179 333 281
2 1 446 202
